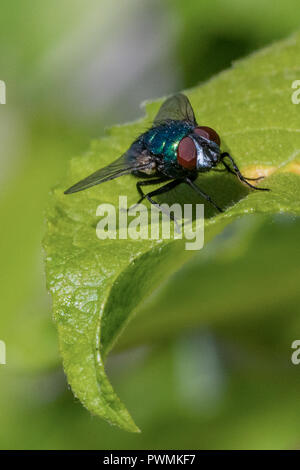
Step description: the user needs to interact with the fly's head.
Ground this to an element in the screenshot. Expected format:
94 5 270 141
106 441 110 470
177 126 221 172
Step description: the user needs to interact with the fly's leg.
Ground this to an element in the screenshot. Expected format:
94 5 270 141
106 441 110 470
211 168 227 173
136 177 170 203
185 177 223 213
123 177 170 214
221 152 270 191
139 179 183 232
214 163 262 181
141 179 183 212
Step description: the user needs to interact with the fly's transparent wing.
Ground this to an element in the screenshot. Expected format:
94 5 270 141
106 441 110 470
64 152 149 194
154 93 197 126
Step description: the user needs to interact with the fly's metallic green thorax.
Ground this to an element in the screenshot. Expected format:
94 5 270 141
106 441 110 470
142 121 193 164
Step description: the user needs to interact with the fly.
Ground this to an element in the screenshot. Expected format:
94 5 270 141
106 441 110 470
65 93 269 214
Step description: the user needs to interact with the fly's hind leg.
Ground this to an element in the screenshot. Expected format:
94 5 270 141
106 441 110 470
136 177 170 203
141 179 183 216
135 179 183 232
123 177 169 215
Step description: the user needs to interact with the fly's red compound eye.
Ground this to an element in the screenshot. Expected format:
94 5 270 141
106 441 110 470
194 126 221 147
177 136 197 169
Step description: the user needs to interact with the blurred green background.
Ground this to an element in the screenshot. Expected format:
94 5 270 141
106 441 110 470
1 0 300 449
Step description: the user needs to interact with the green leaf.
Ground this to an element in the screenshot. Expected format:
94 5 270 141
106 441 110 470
44 31 300 432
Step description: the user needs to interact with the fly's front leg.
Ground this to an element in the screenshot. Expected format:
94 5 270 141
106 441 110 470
221 159 264 181
221 152 270 191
